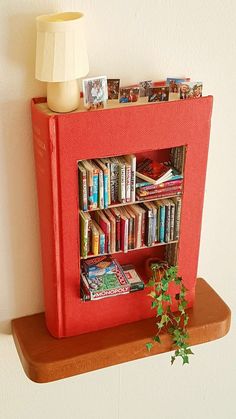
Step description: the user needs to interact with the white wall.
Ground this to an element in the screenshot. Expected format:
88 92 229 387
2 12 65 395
1 1 235 418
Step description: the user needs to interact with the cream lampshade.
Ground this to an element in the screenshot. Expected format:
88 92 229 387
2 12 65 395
35 12 89 113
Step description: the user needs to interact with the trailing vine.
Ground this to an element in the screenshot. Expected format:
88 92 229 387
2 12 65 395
146 262 194 365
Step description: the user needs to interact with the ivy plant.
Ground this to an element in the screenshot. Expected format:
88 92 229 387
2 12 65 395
146 262 194 365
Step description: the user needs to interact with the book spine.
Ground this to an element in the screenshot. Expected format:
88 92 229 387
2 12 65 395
174 197 182 240
118 163 126 203
164 204 171 243
99 232 105 254
126 164 131 202
139 179 183 191
151 209 157 245
136 188 182 200
155 205 160 242
93 171 99 209
170 203 175 241
141 211 146 247
91 225 99 256
159 205 165 243
110 162 117 204
130 155 136 202
98 169 104 209
137 185 182 197
135 212 142 248
103 170 109 209
78 167 88 211
87 168 94 210
120 217 128 253
80 212 88 258
145 209 153 247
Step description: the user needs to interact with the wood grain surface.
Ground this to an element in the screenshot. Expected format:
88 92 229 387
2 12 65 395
12 278 231 383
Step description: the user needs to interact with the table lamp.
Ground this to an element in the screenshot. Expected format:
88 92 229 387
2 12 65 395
35 12 89 113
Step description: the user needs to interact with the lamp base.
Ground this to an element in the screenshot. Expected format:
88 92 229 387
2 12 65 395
47 80 80 113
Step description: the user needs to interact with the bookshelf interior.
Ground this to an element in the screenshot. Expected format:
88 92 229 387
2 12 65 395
78 145 185 300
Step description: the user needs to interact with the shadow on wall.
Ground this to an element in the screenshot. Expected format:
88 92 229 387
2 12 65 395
0 11 56 334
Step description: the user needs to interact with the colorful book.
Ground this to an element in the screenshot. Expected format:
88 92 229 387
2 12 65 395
94 211 111 253
122 264 144 292
78 162 88 211
124 154 136 202
82 255 116 278
88 160 99 209
81 160 94 210
100 158 111 206
158 201 166 243
95 159 109 209
173 197 182 240
93 220 105 255
116 207 129 253
110 208 121 251
104 209 116 253
90 220 99 255
80 260 130 300
79 211 91 258
163 200 171 243
136 159 173 185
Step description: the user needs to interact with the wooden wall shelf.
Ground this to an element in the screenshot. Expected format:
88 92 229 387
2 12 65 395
12 278 231 383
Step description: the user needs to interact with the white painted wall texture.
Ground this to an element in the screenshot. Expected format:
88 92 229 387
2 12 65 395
0 1 235 418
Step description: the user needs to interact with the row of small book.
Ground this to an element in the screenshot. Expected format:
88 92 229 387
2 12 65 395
78 154 136 211
78 149 185 211
79 197 182 258
81 256 145 301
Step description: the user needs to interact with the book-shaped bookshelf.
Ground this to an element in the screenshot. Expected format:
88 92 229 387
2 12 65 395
31 96 213 338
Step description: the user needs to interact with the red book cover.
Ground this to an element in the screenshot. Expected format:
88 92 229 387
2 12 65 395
136 159 172 185
31 96 213 338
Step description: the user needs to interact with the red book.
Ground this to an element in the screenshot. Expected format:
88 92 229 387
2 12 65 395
136 159 172 185
31 96 213 338
139 179 183 191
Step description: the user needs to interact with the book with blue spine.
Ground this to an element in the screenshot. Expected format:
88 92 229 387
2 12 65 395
95 159 109 209
93 220 105 254
88 160 99 209
159 201 166 243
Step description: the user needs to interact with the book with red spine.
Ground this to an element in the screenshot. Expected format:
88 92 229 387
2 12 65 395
136 159 172 185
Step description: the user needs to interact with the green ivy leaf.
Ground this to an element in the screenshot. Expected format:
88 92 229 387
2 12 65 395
171 356 176 365
148 291 156 298
153 335 161 344
151 300 158 309
162 294 171 302
146 342 153 352
182 355 189 365
186 348 194 355
157 304 163 316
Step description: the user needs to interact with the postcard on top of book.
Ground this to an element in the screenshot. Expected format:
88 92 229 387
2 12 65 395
107 79 120 100
179 82 203 100
136 159 173 185
148 86 169 102
82 76 108 106
119 87 140 103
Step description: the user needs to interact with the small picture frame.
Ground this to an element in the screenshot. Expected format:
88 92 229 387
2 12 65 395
82 76 108 107
139 80 152 97
148 86 169 102
119 87 140 103
107 79 120 100
179 82 202 99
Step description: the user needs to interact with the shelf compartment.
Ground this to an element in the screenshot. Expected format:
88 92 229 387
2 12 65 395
12 278 231 383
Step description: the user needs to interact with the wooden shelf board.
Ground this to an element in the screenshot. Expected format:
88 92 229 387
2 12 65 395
81 193 183 213
12 278 230 383
80 240 178 259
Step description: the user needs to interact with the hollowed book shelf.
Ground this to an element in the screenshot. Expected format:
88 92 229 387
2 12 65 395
12 96 231 383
